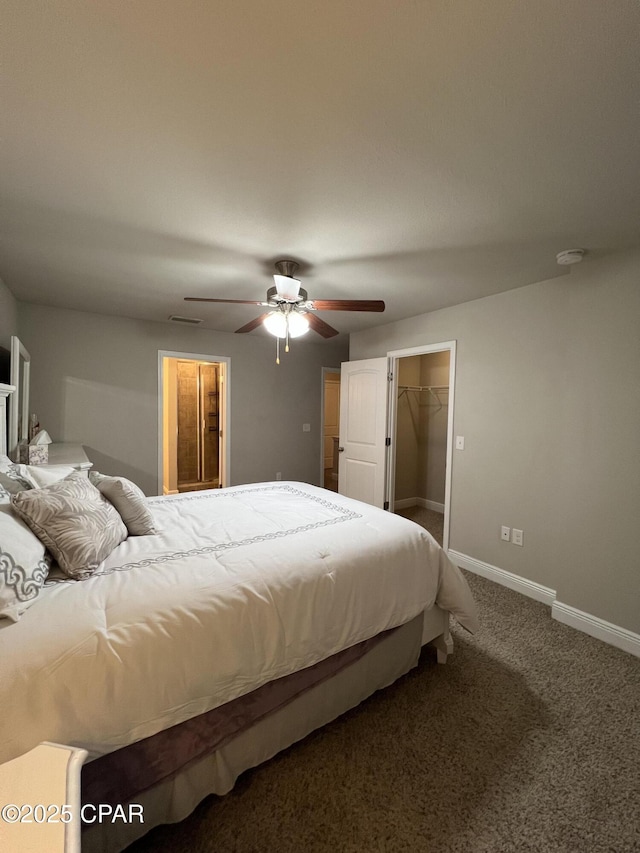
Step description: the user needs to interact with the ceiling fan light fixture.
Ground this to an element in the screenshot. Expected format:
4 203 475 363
263 310 310 339
273 274 302 301
287 311 310 337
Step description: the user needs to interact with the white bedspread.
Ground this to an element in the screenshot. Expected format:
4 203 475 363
0 482 477 765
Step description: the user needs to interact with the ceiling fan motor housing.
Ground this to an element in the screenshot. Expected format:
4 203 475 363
267 285 308 304
274 260 299 278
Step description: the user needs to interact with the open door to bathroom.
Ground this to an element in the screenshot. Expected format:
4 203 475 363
159 353 229 495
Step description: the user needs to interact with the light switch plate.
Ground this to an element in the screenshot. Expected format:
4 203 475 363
302 423 311 432
455 435 465 450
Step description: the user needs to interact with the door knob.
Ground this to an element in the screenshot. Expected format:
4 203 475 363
338 446 344 452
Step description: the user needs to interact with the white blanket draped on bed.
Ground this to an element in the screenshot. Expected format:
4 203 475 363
0 482 477 765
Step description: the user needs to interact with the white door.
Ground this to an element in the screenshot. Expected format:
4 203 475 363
338 357 389 508
218 362 227 487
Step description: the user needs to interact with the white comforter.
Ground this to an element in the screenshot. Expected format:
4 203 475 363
0 482 477 765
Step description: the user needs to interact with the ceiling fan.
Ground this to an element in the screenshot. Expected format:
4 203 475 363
185 260 385 363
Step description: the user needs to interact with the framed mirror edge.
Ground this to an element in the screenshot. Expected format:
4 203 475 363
8 335 31 461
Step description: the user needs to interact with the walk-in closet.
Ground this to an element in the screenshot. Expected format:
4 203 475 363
393 350 450 545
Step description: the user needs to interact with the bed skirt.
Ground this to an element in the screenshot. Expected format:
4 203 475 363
82 612 425 853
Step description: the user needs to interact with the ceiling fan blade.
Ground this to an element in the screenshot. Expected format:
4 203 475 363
185 297 269 306
307 313 340 339
235 313 271 334
308 299 385 312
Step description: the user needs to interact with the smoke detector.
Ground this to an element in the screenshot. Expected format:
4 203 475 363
556 249 584 266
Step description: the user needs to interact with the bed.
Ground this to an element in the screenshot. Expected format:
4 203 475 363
1 426 477 851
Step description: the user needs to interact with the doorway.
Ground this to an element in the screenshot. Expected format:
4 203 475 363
337 343 455 548
391 351 450 545
388 342 456 550
158 352 230 495
320 367 341 491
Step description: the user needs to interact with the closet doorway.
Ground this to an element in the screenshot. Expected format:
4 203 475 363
320 367 341 491
388 343 455 549
158 352 230 495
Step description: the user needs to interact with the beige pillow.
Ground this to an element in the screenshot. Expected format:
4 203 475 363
89 471 157 536
10 473 128 579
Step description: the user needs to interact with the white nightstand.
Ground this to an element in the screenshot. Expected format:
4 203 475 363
0 742 87 852
44 443 93 475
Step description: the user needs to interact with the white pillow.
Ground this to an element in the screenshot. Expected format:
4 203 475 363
0 456 75 490
0 458 35 494
0 491 50 623
20 465 76 488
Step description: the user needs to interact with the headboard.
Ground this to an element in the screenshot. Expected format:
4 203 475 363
0 383 16 458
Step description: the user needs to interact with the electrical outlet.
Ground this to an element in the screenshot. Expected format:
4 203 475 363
512 528 524 546
500 526 510 542
302 423 311 432
275 472 282 481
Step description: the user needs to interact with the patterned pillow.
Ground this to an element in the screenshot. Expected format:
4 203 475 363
10 473 128 579
89 471 157 536
0 492 50 622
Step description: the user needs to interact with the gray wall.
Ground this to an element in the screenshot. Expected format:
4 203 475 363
0 278 18 348
18 303 348 495
350 249 640 635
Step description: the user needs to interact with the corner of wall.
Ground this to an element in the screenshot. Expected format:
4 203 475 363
0 279 18 348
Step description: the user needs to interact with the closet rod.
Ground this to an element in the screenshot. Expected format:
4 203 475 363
398 384 449 392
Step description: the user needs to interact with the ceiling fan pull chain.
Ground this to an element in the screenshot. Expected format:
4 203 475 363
285 314 290 353
276 335 280 365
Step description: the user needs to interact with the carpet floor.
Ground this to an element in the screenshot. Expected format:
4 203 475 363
129 578 639 853
395 505 444 546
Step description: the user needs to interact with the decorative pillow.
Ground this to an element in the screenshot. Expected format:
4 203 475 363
89 471 157 536
10 473 128 579
0 495 50 622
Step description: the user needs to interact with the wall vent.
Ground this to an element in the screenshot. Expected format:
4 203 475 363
168 315 203 325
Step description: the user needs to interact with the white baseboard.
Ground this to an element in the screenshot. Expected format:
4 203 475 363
393 497 417 510
447 549 556 606
552 601 640 658
393 497 445 514
449 549 639 657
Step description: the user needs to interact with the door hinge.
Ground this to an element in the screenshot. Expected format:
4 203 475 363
385 437 391 446
383 500 390 511
387 372 393 382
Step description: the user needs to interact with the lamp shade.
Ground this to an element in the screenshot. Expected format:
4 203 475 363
273 275 301 301
263 311 310 338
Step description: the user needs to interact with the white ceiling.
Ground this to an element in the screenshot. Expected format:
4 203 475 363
1 1 639 340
